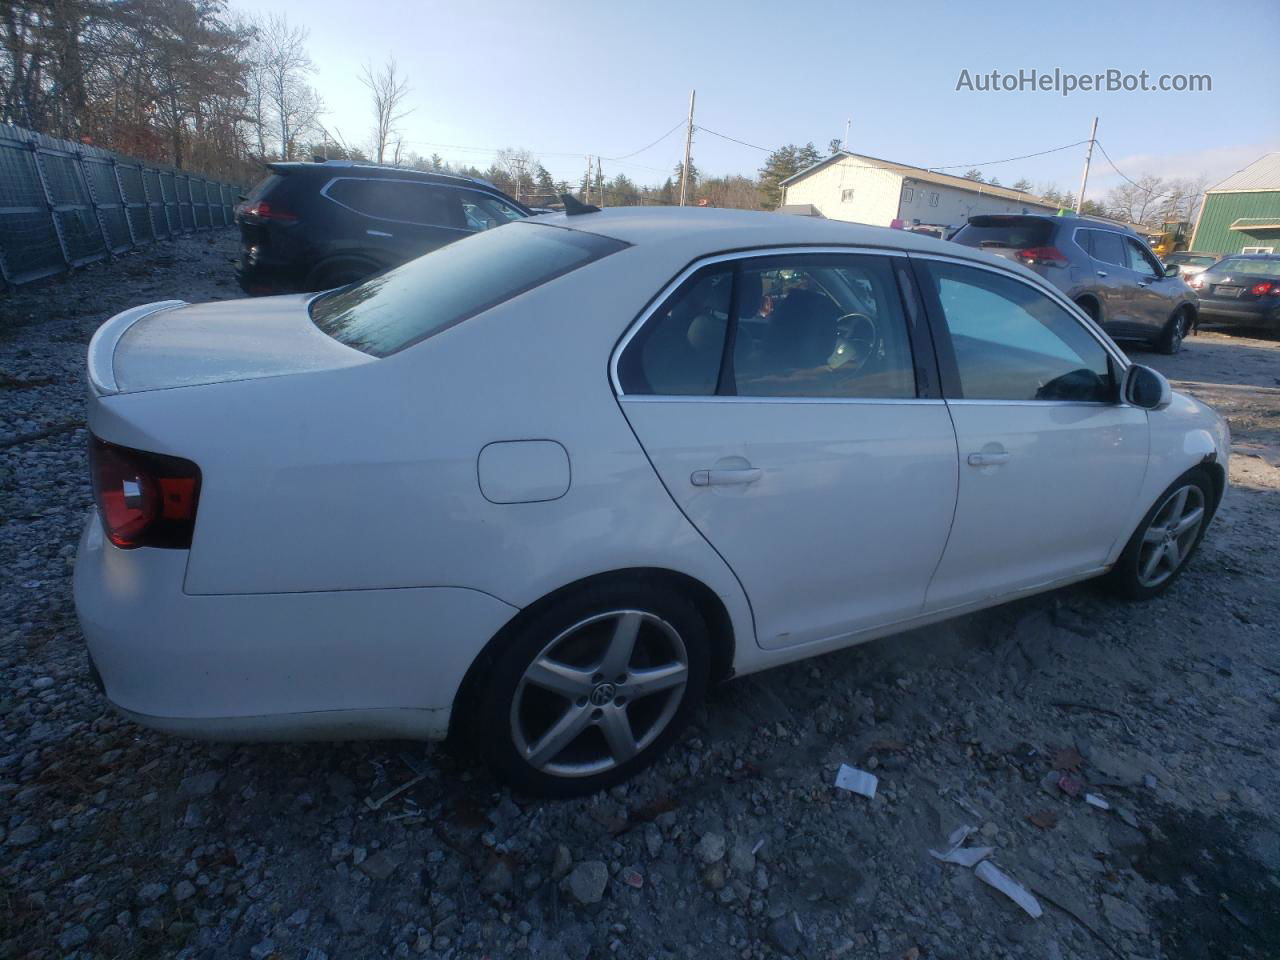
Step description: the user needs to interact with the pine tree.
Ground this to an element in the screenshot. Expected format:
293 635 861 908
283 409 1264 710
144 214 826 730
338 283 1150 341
962 168 984 182
1010 177 1033 193
758 144 799 208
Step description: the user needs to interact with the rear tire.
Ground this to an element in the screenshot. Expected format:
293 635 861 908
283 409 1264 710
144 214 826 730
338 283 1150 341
1157 309 1190 355
472 580 710 798
1105 468 1214 601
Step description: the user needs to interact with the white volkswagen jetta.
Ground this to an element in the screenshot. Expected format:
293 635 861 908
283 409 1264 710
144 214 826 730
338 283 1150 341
75 207 1228 796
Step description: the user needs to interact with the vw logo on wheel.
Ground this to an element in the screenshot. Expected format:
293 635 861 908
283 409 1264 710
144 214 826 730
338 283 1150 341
589 682 617 706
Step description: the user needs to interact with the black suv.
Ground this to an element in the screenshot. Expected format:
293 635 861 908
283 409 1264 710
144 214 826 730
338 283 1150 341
951 214 1198 354
234 162 532 294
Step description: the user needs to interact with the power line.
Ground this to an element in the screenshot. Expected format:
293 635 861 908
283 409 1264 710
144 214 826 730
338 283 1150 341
927 140 1091 171
695 125 772 153
1094 141 1191 203
604 119 686 161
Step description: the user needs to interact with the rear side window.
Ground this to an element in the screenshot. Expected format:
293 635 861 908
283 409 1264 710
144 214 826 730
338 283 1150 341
311 223 627 357
616 266 733 395
325 178 462 228
459 190 526 231
1086 230 1127 267
953 218 1054 249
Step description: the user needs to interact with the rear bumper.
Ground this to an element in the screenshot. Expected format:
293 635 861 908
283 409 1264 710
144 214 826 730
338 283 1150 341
1198 299 1280 326
235 245 307 296
73 512 518 741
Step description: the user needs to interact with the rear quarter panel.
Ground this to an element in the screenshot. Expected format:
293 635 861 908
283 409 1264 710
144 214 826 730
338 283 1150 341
90 244 757 651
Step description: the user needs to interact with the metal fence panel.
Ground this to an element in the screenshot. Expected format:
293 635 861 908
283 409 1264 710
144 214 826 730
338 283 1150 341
0 122 243 289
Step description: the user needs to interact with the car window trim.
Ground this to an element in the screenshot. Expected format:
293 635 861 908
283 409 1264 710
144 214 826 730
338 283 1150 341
905 250 1131 404
610 245 935 402
320 176 520 231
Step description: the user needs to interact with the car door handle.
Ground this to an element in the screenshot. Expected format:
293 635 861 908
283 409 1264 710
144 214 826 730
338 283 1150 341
1137 281 1150 287
967 452 1011 467
691 468 762 487
1096 270 1108 277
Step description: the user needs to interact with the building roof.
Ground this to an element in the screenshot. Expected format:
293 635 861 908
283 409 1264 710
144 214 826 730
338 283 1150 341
1206 153 1280 193
779 151 1059 208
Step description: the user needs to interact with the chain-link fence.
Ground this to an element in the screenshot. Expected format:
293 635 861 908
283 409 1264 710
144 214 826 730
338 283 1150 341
0 123 244 288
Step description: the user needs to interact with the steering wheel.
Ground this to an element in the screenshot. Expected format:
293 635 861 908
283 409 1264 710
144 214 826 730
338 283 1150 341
827 312 879 372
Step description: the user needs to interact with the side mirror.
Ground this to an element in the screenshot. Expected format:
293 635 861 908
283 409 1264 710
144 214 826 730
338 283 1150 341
1163 263 1181 278
1124 363 1172 410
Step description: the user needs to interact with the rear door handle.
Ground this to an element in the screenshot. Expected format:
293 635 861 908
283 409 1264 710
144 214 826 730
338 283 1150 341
1137 281 1150 287
691 467 762 487
967 452 1011 467
1096 270 1108 277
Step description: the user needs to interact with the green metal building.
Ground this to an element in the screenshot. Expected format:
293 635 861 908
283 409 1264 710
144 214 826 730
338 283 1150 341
1189 153 1280 256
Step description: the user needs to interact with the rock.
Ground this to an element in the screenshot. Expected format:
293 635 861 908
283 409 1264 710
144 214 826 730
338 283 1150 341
566 860 609 905
643 823 663 859
703 862 726 890
767 916 802 955
358 849 403 881
286 908 310 926
32 677 55 690
137 882 168 904
552 844 573 878
695 832 726 864
178 771 222 798
5 822 39 846
1101 894 1148 934
728 839 756 874
57 925 89 949
250 939 275 960
137 908 164 933
480 859 514 894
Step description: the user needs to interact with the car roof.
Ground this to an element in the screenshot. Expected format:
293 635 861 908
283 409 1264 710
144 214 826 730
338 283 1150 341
268 161 503 192
1217 252 1280 259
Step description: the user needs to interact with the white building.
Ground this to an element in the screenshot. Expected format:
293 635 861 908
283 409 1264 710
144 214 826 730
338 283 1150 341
779 151 1060 234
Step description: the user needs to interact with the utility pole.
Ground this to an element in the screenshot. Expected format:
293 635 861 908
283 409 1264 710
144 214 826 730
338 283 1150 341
584 155 592 204
596 156 604 208
843 117 851 151
679 89 696 207
1076 116 1098 214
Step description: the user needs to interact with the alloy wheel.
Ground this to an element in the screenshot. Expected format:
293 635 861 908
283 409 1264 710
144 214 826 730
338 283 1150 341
1136 483 1205 588
510 610 689 778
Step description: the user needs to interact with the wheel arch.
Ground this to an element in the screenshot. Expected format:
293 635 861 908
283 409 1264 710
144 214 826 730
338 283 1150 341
1074 293 1102 322
447 567 736 744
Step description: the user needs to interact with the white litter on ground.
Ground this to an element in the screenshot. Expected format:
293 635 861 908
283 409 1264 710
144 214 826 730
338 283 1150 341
928 824 993 866
1085 793 1111 810
834 764 878 799
974 861 1043 918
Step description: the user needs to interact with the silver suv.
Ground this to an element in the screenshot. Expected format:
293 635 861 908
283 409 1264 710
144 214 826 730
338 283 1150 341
951 214 1199 354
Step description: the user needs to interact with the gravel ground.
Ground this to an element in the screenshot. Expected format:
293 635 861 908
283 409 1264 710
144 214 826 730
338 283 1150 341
2 233 1278 960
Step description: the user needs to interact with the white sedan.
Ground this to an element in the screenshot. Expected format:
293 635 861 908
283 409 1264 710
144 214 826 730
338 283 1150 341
75 208 1229 796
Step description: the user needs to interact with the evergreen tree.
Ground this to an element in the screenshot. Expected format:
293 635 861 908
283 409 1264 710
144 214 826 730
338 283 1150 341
795 142 822 168
828 137 844 156
962 168 984 181
1010 177 1033 193
758 144 799 208
658 178 675 205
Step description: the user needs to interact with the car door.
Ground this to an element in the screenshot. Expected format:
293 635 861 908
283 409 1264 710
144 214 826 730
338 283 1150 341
1082 229 1140 335
913 256 1149 611
615 250 959 650
1123 235 1177 335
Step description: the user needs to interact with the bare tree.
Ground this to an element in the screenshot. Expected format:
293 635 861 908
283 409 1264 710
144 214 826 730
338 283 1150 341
255 14 321 160
359 57 411 164
495 147 533 200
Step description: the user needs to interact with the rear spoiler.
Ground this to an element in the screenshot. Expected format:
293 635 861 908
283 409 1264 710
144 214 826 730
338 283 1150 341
87 301 187 395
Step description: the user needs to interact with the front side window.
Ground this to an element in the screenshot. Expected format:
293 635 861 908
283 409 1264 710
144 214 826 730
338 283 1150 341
459 190 526 231
618 254 917 399
312 223 627 357
1125 237 1159 277
924 260 1113 403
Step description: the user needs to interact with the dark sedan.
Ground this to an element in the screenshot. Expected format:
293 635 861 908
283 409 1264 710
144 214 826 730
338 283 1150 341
1187 254 1280 330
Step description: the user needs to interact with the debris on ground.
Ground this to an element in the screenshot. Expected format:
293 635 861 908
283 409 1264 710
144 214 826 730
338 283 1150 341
975 861 1044 919
833 763 878 798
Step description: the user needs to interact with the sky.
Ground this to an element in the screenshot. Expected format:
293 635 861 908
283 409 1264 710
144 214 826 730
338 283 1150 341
239 0 1280 199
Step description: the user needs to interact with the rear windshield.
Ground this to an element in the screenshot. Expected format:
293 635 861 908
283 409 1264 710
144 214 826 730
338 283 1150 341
952 218 1054 249
1211 258 1280 278
311 223 627 356
243 173 281 203
1169 253 1216 266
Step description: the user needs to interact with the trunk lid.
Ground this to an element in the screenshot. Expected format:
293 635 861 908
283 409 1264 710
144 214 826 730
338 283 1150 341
89 295 373 395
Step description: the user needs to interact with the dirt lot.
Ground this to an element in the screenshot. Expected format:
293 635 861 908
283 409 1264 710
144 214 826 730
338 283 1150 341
2 233 1278 960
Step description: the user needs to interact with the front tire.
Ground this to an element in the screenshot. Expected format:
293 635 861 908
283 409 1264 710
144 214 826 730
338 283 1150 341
1105 468 1214 601
1157 309 1190 355
474 581 710 797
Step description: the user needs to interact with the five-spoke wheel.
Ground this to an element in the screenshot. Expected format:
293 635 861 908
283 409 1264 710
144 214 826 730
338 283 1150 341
1108 468 1214 600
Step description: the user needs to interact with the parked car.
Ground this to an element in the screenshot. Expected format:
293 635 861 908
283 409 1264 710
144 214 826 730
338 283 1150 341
76 209 1228 796
1186 253 1280 329
233 161 532 294
1163 250 1220 280
951 214 1198 354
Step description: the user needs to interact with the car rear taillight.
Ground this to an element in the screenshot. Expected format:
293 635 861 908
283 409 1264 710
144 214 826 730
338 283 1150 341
241 201 297 222
1249 281 1275 296
1015 246 1070 267
90 436 201 549
1187 275 1204 290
